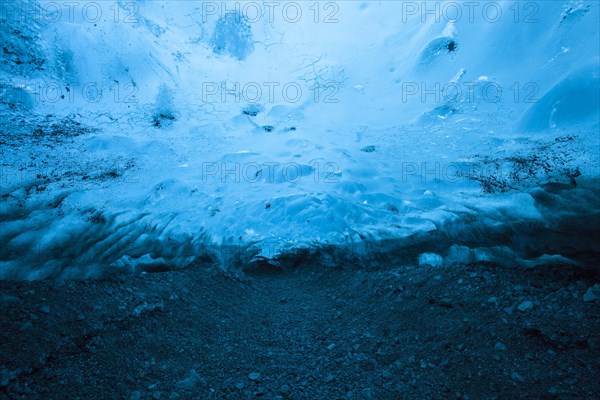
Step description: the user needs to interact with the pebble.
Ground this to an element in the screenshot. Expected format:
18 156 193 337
511 372 525 382
39 305 50 314
248 372 261 381
1 368 18 387
255 387 267 395
518 301 534 312
324 373 335 383
279 384 290 394
361 388 374 398
326 343 336 350
177 369 205 389
494 342 507 351
583 285 599 302
133 302 164 317
1 294 20 305
19 321 33 331
130 391 141 400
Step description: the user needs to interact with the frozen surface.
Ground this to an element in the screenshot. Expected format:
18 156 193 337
1 1 599 279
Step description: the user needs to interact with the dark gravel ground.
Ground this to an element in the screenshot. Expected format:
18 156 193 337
1 262 599 400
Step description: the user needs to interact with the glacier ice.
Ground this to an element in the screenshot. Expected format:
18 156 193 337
210 11 255 60
0 0 599 279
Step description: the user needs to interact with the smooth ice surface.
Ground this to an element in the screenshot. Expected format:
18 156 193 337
1 1 599 279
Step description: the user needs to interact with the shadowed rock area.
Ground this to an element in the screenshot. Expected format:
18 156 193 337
1 263 599 399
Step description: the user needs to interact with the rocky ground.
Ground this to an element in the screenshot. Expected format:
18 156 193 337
1 262 599 400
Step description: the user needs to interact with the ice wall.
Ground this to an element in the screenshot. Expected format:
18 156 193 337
1 1 599 279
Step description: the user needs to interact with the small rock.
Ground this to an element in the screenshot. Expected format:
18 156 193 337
169 393 180 399
588 337 600 350
361 388 374 399
583 285 599 302
39 305 50 314
279 384 290 394
548 387 562 396
29 313 39 320
178 369 205 389
1 368 18 387
255 386 267 395
511 372 525 382
503 307 514 315
133 302 164 317
130 391 141 400
248 372 261 381
1 294 20 305
326 343 336 350
494 342 507 351
381 370 393 378
152 391 162 399
518 301 534 312
19 321 32 331
234 381 245 390
324 373 335 383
